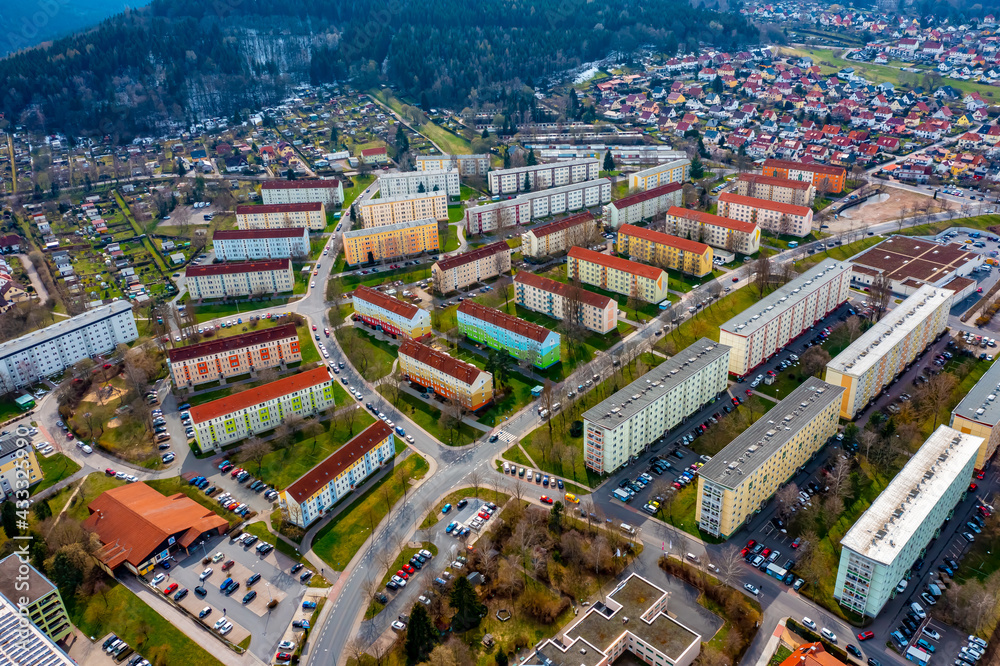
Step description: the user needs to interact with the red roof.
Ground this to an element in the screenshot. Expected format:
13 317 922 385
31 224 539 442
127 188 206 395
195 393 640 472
434 241 510 272
361 147 387 156
611 182 684 210
185 258 290 277
168 323 297 364
189 365 332 423
666 206 758 233
530 212 594 238
353 285 420 320
260 179 341 190
718 192 811 217
567 247 666 281
762 158 846 178
235 203 323 215
213 228 307 240
618 225 711 255
738 172 812 190
398 339 487 385
284 421 394 503
457 300 553 344
513 272 613 310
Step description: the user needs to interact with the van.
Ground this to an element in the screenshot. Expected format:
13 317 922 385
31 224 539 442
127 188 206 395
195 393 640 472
552 402 561 412
685 552 699 563
619 523 636 535
910 601 926 619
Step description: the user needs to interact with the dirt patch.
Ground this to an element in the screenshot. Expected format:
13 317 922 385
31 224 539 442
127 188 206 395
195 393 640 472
822 186 955 233
81 382 128 405
107 417 122 429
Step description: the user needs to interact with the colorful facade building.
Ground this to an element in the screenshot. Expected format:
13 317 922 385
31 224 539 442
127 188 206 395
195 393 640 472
520 212 597 259
513 272 618 334
0 555 72 643
457 300 561 369
488 158 600 195
398 339 493 411
359 192 448 228
431 241 512 294
415 154 490 177
185 259 294 299
606 183 684 229
342 218 440 266
736 173 816 206
627 158 691 191
212 227 310 261
167 323 301 387
360 146 389 165
352 285 432 340
663 207 761 256
261 179 344 206
567 246 670 303
761 158 846 194
235 202 327 231
950 358 1000 470
717 192 814 238
616 225 714 278
0 431 42 501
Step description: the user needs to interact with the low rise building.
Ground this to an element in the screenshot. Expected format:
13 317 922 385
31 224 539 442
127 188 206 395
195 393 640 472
583 339 729 473
834 425 982 618
514 272 618 334
488 158 599 195
606 183 684 229
360 146 389 165
235 202 327 231
0 555 72 643
378 169 461 199
719 262 852 377
520 212 598 259
279 421 395 527
261 179 344 206
352 285 432 340
342 218 439 266
415 154 489 177
567 247 670 304
359 192 448 228
628 158 692 191
717 193 814 237
0 590 75 666
848 236 983 295
949 359 1000 470
696 380 844 538
777 643 849 666
736 173 816 206
457 300 561 369
616 225 713 278
663 207 761 255
431 241 511 294
761 158 847 194
0 430 41 501
189 365 336 451
826 285 953 419
167 323 301 387
398 339 493 411
464 179 611 235
185 259 294 299
212 227 310 261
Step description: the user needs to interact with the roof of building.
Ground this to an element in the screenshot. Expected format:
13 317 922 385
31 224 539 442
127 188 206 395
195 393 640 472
360 147 387 156
720 262 851 337
718 192 812 217
666 206 759 234
469 178 611 213
398 339 489 386
189 365 332 423
778 643 848 666
260 179 341 190
235 203 324 215
0 431 31 462
213 228 308 240
763 158 847 177
840 425 982 565
827 285 953 377
618 224 711 255
568 246 666 281
343 217 438 240
167 323 297 364
360 191 446 205
952 351 1000 428
0 555 55 604
851 237 981 285
284 421 394 504
0 591 74 665
528 212 594 239
490 158 598 176
513 272 613 310
457 300 554 344
0 300 133 363
185 258 290 278
699 380 844 487
353 285 421 320
415 154 488 161
631 158 692 178
611 182 684 210
83 482 229 568
434 241 511 272
738 172 814 190
584 339 728 428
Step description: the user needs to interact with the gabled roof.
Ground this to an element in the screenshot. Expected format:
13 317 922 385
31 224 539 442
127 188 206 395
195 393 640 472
529 212 594 238
213 228 308 240
167 323 297 363
284 421 393 503
618 225 711 255
513 271 613 310
738 172 813 190
235 203 323 215
189 365 332 423
261 179 341 190
762 158 846 177
434 241 510 272
567 247 666 281
611 182 684 210
398 339 488 386
353 285 421 320
457 300 553 344
185 258 290 277
719 192 811 217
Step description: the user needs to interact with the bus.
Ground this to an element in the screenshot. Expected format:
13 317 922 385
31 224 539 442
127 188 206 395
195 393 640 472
765 563 787 580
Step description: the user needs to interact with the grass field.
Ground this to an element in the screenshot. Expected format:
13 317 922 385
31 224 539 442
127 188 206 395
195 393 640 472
901 213 1000 238
378 387 482 446
334 325 398 382
366 541 439 617
190 299 297 323
34 452 81 493
660 285 767 353
146 476 242 528
792 236 884 272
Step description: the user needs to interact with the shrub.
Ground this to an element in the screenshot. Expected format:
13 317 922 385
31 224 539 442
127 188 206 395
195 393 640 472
520 586 569 623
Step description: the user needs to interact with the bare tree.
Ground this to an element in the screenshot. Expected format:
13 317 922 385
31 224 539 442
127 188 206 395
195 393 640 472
775 482 800 519
869 272 893 322
800 346 831 378
714 544 744 587
239 437 273 476
827 456 852 500
752 253 772 298
467 469 484 499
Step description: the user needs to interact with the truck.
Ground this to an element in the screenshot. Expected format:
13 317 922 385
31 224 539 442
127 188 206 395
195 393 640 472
905 646 929 665
765 563 787 581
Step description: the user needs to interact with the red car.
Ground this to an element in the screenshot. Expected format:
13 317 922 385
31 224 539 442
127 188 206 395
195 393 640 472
970 482 978 492
979 505 992 517
976 470 985 480
857 631 874 641
540 495 553 504
745 389 753 396
478 512 490 520
164 583 178 595
396 570 409 580
66 432 74 439
311 325 317 331
276 653 292 663
732 277 739 282
222 560 235 571
231 468 243 477
731 398 739 406
105 468 115 476
747 539 757 549
761 548 771 557
402 564 415 574
672 482 681 489
740 547 749 557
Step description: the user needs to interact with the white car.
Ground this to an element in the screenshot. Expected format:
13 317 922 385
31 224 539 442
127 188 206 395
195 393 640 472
391 620 407 631
820 628 836 643
199 568 213 580
969 636 988 649
802 617 817 630
213 617 228 630
152 573 165 586
219 622 233 635
743 583 759 595
418 595 431 606
278 640 295 650
212 552 225 563
406 435 415 443
390 575 406 587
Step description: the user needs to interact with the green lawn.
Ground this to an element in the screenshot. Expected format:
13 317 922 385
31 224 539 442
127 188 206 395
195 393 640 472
334 325 397 382
0 396 28 423
332 264 432 292
501 443 532 469
190 298 297 323
900 213 1000 238
33 452 81 494
377 387 482 446
662 285 767 353
366 541 439 617
312 453 429 570
342 174 375 210
48 473 125 522
420 488 511 529
441 223 462 252
447 205 465 224
449 346 538 426
241 522 310 565
792 236 884 272
761 231 823 251
188 385 236 407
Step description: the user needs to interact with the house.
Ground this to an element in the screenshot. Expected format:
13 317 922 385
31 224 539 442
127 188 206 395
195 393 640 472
0 235 21 253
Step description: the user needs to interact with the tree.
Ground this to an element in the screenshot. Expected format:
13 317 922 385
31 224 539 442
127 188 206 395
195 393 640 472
50 550 84 593
869 273 893 322
603 150 615 173
522 172 531 193
800 346 831 378
396 124 410 154
405 604 435 664
286 168 297 181
548 501 564 533
690 155 704 179
1 502 17 538
526 149 537 166
752 253 772 298
450 575 486 632
714 544 744 587
240 437 273 475
775 483 800 519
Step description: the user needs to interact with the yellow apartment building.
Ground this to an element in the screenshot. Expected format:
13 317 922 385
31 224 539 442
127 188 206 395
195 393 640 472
398 339 494 411
663 207 761 255
567 246 670 303
950 357 1000 469
342 218 440 266
359 192 448 228
616 225 713 278
628 158 691 191
0 430 42 501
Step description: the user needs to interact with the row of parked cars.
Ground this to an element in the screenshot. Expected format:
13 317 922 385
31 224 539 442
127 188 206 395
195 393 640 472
218 459 280 500
101 634 150 665
387 548 435 590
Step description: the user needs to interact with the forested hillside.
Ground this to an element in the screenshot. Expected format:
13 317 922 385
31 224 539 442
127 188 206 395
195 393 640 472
0 0 757 136
0 0 149 57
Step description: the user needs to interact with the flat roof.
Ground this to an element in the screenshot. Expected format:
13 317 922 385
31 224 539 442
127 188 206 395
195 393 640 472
951 355 1000 428
583 339 728 428
415 153 488 161
490 157 598 177
826 285 953 377
261 179 341 190
470 178 611 213
0 591 74 666
851 237 980 285
0 300 132 362
189 365 332 423
360 191 446 204
235 203 323 215
699 380 844 487
720 262 851 337
0 554 55 604
631 158 691 179
840 425 982 565
343 218 437 240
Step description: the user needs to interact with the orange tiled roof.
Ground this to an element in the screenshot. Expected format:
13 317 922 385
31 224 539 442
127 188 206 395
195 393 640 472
189 365 332 423
762 158 846 177
398 339 487 386
261 179 342 190
618 224 711 255
285 421 394 503
666 206 758 234
353 285 421 320
567 247 666 281
434 241 510 272
611 182 684 210
719 192 811 216
167 323 297 363
530 212 594 238
457 300 553 344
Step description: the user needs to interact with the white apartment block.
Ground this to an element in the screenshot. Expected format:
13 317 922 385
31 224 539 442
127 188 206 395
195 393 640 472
378 169 461 199
432 241 512 294
513 272 618 334
185 259 295 300
235 203 327 232
260 179 344 206
606 182 684 229
488 158 600 195
628 158 692 191
717 192 814 238
167 323 301 387
465 179 611 234
826 285 953 420
527 144 687 165
189 365 336 452
212 227 310 261
719 262 852 377
583 340 730 474
280 421 395 527
0 301 138 393
664 207 761 256
520 212 597 259
415 154 490 177
835 425 981 618
950 359 1000 470
736 173 816 206
360 192 448 227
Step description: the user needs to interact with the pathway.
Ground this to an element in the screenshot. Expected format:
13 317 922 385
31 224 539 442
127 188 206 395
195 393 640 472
13 253 49 303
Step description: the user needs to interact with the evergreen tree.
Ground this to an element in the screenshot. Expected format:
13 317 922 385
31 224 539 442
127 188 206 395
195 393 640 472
176 161 186 177
286 168 297 180
481 128 490 139
496 651 509 666
712 75 724 94
503 149 511 169
603 149 615 173
405 604 435 664
330 126 339 146
526 148 537 166
420 91 430 110
449 576 486 632
690 155 704 179
523 172 531 192
1 502 17 538
396 124 410 153
549 501 564 533
32 500 51 521
50 551 83 593
418 182 426 193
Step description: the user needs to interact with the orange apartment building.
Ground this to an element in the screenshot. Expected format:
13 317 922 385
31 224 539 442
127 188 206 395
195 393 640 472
761 158 846 194
736 173 816 206
398 339 493 410
167 323 301 387
235 202 327 231
342 218 440 266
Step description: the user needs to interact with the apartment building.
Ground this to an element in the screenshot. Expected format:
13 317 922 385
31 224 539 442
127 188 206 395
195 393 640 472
280 421 395 528
0 301 138 393
606 183 684 229
360 146 389 165
0 430 42 500
235 202 327 231
949 359 1000 470
488 158 600 195
664 207 761 256
717 193 814 238
628 158 692 191
583 339 729 473
719 262 852 376
189 365 336 451
397 339 493 411
261 179 344 206
736 173 816 206
696 380 844 538
761 158 847 194
457 300 561 369
567 247 670 304
378 169 461 199
520 212 597 259
167 323 301 387
513 271 618 334
826 285 953 419
616 225 714 278
431 241 511 294
185 259 294 299
359 192 448 228
212 227 310 261
465 179 611 234
0 591 75 666
415 154 490 177
352 285 432 340
342 218 439 266
0 555 72 642
835 425 981 618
